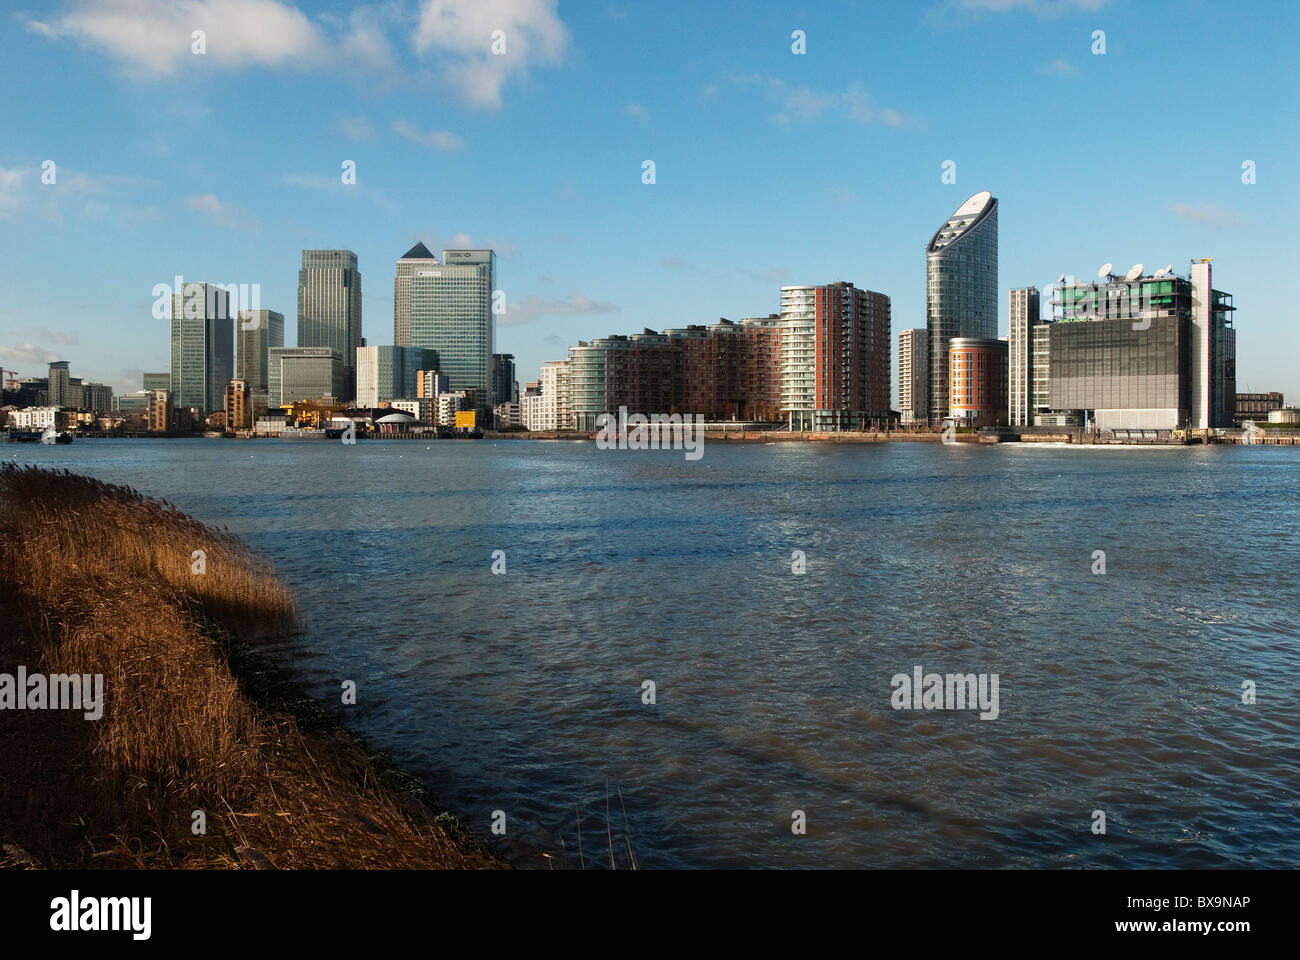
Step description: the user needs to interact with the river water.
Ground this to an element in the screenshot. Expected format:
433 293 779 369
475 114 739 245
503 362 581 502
10 438 1299 868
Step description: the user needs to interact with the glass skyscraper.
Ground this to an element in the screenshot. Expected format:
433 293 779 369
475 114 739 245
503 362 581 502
298 250 361 401
393 241 436 349
926 191 998 425
492 353 517 405
170 282 233 415
268 347 345 407
395 244 496 406
236 309 285 401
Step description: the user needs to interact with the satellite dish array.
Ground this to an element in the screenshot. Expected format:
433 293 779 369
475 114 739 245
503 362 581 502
1058 262 1176 285
1095 262 1155 281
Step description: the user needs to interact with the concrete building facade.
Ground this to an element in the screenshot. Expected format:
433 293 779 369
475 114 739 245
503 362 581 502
1007 287 1040 427
898 328 928 424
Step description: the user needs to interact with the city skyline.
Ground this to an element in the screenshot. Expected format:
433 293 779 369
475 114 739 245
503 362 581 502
1 1 1296 401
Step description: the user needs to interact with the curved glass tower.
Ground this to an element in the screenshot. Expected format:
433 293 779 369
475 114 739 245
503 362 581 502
926 190 998 425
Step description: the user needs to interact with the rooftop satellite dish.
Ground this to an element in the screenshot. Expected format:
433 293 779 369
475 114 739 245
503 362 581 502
1098 263 1113 279
1153 266 1169 278
1125 263 1144 281
1162 264 1173 275
1056 274 1066 284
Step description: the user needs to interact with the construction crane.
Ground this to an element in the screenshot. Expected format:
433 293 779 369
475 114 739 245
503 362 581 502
1 368 18 392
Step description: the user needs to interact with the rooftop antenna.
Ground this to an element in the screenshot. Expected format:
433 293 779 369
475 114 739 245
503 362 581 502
1056 274 1066 284
1098 263 1114 280
1125 263 1144 281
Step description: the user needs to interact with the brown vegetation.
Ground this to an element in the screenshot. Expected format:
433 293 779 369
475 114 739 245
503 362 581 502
0 464 497 869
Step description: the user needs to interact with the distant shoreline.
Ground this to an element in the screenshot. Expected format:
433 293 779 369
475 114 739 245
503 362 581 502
11 429 1299 446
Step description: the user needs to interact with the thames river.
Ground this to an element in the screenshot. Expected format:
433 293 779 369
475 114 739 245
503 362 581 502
11 438 1299 868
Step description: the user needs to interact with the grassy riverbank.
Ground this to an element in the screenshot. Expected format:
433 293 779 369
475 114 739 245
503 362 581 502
0 464 498 869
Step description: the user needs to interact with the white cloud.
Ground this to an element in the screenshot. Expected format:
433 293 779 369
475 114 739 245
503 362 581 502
1169 202 1246 230
0 167 26 219
414 0 569 108
392 118 463 151
1038 58 1077 76
22 0 326 76
499 291 617 327
282 171 401 213
16 326 79 346
0 164 156 222
730 75 920 128
0 343 64 368
339 115 375 140
23 1 570 106
185 192 256 228
186 193 222 215
332 5 398 71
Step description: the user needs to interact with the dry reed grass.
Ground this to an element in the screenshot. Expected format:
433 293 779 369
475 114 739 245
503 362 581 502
0 464 498 869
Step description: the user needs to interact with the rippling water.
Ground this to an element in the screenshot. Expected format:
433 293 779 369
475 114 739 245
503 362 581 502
11 438 1300 868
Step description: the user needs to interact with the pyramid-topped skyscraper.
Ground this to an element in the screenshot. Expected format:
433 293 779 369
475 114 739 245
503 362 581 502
393 242 439 347
393 242 496 409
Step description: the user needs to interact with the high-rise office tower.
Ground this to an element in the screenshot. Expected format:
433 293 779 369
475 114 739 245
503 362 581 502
393 241 437 348
170 282 234 415
493 353 518 405
47 361 71 408
897 329 928 424
298 250 362 401
779 282 891 431
1008 287 1040 426
395 244 496 406
236 309 285 401
926 190 998 425
142 372 171 394
81 382 113 412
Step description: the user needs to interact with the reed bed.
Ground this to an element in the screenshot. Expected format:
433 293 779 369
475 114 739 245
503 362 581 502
0 464 497 869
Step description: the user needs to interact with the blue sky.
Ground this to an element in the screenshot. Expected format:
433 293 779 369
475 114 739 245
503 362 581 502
2 0 1296 401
